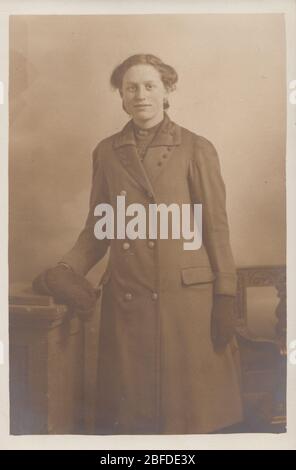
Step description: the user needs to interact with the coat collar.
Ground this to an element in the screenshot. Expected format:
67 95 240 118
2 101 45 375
113 112 181 149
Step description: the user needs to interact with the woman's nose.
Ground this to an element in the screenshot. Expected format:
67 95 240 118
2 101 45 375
135 86 146 100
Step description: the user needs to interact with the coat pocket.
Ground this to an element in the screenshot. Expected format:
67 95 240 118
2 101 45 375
181 266 215 286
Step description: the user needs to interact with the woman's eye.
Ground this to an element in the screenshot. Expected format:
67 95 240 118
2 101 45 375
145 84 153 90
127 86 136 92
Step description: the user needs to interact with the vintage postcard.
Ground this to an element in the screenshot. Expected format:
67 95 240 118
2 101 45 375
0 0 295 450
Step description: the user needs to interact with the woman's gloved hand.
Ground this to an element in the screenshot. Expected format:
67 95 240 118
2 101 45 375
32 263 97 320
211 295 236 351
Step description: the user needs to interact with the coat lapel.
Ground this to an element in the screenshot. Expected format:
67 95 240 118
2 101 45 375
142 114 181 184
113 113 181 196
113 119 155 197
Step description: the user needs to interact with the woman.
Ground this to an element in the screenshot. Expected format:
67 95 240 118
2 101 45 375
33 54 243 434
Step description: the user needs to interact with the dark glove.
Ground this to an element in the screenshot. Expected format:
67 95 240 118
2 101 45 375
211 295 236 351
32 263 97 320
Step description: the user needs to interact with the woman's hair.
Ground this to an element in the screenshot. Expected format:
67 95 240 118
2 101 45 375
110 54 178 100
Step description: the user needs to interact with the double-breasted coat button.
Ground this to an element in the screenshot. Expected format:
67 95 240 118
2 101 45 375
120 190 127 196
147 190 153 199
122 242 130 250
162 154 167 159
151 292 158 301
157 161 162 167
124 292 133 301
148 241 155 249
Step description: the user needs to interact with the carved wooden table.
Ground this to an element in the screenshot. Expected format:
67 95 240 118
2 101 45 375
9 283 84 434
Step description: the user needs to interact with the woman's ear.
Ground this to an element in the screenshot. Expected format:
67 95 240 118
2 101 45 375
163 88 170 110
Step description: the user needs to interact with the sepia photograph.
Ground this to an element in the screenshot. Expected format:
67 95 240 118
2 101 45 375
4 5 293 446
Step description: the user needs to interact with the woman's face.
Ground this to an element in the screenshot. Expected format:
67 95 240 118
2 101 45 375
121 64 167 128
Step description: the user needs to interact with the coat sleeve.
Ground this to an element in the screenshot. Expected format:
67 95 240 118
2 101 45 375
188 135 237 296
59 143 111 275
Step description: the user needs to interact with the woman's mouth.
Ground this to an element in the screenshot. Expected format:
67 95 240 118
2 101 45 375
134 104 151 108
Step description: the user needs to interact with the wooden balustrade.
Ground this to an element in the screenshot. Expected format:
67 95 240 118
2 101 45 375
235 265 286 432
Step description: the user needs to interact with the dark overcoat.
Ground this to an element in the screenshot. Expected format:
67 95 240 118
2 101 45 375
61 113 243 434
